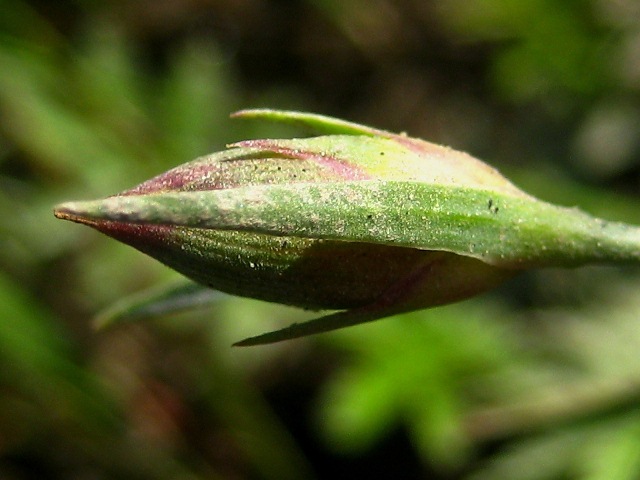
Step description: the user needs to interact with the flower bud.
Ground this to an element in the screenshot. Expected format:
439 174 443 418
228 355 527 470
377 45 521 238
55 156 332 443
54 110 640 345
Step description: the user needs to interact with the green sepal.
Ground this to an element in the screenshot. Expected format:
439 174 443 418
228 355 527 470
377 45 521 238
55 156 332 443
55 180 640 268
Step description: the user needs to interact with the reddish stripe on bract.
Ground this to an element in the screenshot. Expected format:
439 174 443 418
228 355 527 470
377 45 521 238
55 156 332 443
231 140 371 181
92 221 176 248
121 163 226 196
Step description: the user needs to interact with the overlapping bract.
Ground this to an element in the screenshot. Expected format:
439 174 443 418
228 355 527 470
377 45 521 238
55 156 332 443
54 110 640 345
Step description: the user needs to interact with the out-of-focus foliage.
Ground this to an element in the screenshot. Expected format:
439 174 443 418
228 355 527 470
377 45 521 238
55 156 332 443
2 0 640 479
316 303 515 467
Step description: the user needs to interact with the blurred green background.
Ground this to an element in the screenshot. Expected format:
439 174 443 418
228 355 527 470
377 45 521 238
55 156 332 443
2 0 640 478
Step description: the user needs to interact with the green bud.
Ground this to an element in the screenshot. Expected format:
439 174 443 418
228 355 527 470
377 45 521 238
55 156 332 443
54 110 640 345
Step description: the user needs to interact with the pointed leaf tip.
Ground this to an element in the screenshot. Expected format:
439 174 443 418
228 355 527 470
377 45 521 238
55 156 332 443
233 307 393 346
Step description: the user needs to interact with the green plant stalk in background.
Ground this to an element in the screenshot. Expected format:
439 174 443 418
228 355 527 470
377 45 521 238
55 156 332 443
54 110 640 345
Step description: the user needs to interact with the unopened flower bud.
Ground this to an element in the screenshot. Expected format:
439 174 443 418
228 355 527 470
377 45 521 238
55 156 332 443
54 110 640 345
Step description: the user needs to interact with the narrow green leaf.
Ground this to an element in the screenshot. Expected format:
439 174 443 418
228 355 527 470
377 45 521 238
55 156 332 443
231 109 390 137
234 306 392 346
95 281 226 329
